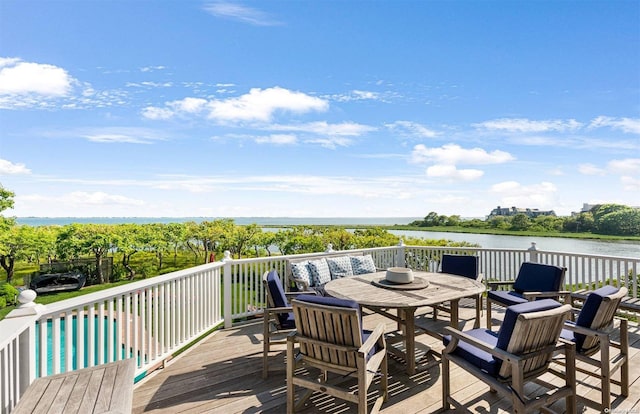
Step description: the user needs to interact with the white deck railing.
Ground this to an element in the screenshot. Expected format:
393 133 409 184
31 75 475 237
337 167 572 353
1 244 638 413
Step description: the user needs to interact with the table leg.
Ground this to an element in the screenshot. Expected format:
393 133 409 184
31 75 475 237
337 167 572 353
450 299 460 329
405 308 416 375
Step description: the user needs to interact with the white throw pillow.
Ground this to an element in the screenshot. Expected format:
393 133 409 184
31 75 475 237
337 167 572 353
290 261 313 288
350 254 377 275
326 256 354 279
307 258 332 286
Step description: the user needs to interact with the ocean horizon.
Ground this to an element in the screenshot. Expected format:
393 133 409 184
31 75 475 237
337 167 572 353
15 216 423 227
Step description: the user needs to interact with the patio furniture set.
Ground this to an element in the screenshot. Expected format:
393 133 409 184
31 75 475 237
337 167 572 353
262 253 629 414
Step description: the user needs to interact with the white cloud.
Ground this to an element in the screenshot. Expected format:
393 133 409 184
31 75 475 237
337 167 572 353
426 164 484 180
0 159 31 175
331 90 382 102
490 181 558 209
171 97 208 113
620 176 640 191
0 59 73 96
140 65 166 72
304 137 354 149
270 121 375 136
410 143 514 165
589 116 640 134
67 191 145 205
352 90 379 100
126 81 173 88
474 118 583 133
18 191 144 208
142 106 174 120
578 163 606 176
607 158 640 175
73 127 167 144
255 134 297 145
203 2 281 26
144 87 329 123
386 121 438 138
208 87 328 122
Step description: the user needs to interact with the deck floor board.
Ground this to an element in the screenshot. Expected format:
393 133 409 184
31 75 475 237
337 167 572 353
133 303 640 413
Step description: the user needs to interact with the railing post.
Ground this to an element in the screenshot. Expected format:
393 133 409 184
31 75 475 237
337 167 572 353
6 290 44 400
528 242 538 263
396 239 406 268
222 251 233 329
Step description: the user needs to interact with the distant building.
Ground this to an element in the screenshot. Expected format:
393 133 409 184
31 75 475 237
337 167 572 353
572 202 640 216
488 206 556 218
580 203 598 213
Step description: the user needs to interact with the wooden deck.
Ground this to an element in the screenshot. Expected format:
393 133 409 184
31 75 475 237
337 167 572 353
133 302 640 413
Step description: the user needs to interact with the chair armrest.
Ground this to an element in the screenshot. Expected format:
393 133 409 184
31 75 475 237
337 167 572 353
285 291 318 298
486 280 515 290
288 276 311 291
359 323 386 356
563 319 617 337
522 290 571 302
444 326 565 363
266 305 293 314
443 326 514 361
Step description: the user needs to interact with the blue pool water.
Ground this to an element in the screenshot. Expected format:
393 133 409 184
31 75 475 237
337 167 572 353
35 315 130 377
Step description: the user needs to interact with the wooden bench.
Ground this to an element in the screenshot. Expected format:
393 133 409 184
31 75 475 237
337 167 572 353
13 359 135 414
570 288 640 314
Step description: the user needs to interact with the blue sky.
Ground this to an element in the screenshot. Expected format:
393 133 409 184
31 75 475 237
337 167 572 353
0 1 638 219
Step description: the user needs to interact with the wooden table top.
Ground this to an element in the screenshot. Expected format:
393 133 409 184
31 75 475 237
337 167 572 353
13 358 135 414
325 271 485 309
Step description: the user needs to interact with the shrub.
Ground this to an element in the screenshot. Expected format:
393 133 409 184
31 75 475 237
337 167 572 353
0 283 19 306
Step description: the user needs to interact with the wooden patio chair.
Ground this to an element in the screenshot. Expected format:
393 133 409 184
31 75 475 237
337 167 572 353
555 285 629 411
442 299 575 414
286 295 388 414
432 254 483 328
486 262 569 329
262 269 316 378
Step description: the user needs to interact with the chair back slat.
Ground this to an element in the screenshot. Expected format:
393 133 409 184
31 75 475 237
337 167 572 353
498 303 571 378
293 299 363 369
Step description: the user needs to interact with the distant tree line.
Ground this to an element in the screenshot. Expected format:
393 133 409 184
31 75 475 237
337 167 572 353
0 185 478 285
409 204 640 236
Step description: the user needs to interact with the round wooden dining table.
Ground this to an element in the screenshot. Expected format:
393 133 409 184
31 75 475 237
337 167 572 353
324 270 485 375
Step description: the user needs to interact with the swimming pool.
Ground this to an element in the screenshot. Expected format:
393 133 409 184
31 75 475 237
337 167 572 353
35 315 130 377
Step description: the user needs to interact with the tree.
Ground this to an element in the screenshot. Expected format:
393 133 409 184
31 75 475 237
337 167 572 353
423 212 440 226
113 224 146 280
531 215 563 232
56 224 115 284
321 227 354 251
576 212 595 232
29 226 58 264
0 185 15 222
252 231 277 257
226 224 261 259
146 223 173 270
0 225 34 283
353 228 398 248
596 208 640 236
446 215 461 227
0 186 18 281
510 214 531 231
488 216 510 230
